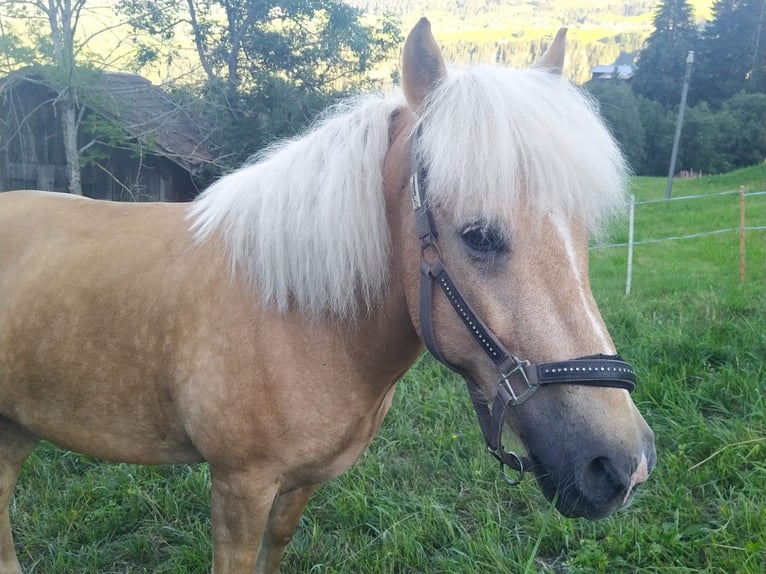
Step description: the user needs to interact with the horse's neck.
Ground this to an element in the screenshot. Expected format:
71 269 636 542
353 106 423 386
315 293 423 389
354 284 422 384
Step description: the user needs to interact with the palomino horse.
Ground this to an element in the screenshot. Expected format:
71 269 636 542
0 18 655 574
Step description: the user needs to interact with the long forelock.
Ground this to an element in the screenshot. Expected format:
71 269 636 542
188 95 402 319
416 66 629 234
188 65 629 319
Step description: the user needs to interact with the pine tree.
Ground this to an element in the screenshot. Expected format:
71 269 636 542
692 0 766 104
631 0 699 109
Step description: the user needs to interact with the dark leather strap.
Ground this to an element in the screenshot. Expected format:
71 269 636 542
430 261 510 366
419 260 450 366
422 251 636 391
535 356 636 392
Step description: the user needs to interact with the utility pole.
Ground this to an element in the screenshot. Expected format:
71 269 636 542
665 50 694 199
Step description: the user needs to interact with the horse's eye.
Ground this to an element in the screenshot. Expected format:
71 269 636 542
461 223 507 254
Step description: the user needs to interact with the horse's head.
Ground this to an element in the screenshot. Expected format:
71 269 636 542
386 19 655 519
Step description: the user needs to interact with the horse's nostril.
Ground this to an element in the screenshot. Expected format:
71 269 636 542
581 456 627 504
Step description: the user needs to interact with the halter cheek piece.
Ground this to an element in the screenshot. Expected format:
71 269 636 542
410 133 636 485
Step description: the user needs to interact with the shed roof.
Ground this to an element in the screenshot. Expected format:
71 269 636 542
1 69 216 174
88 72 215 173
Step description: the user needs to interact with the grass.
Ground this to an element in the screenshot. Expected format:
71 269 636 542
9 165 766 573
630 165 765 200
597 165 766 295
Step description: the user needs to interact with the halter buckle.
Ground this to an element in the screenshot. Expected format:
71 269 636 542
497 359 538 407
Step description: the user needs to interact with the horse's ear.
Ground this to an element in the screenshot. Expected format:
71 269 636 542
402 17 446 110
534 27 567 75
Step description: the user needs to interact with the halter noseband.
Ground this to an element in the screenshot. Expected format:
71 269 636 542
410 132 636 485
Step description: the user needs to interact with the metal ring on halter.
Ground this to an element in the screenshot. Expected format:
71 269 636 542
420 239 442 267
498 450 525 486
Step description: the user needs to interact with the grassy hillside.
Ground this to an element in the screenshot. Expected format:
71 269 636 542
10 165 766 573
630 164 765 200
366 0 716 35
358 0 717 82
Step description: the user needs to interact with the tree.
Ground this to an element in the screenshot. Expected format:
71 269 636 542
0 0 86 193
118 0 401 166
631 0 699 109
584 80 647 173
692 0 766 104
678 101 738 172
0 0 151 195
1 2 221 197
0 12 36 72
721 92 766 166
635 96 675 175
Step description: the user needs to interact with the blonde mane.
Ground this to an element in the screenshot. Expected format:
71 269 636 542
189 96 401 319
189 66 627 319
415 66 628 232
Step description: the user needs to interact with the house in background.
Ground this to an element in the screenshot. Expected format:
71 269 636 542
591 52 637 81
0 70 217 201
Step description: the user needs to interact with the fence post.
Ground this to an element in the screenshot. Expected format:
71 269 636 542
739 185 746 283
626 195 635 295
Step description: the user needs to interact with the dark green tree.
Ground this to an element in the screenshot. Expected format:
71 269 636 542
692 0 766 104
721 92 766 166
636 97 675 175
584 80 647 173
678 101 738 172
631 0 699 109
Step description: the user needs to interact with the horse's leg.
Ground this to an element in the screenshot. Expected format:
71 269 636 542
254 485 316 574
210 466 280 574
0 419 39 574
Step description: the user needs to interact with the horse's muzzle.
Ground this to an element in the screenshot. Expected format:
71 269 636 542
530 430 656 519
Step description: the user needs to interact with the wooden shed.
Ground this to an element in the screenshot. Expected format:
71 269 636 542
0 70 217 201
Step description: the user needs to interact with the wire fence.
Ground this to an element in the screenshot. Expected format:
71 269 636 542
592 189 766 249
590 187 766 295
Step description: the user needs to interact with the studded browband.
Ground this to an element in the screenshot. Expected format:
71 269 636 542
409 130 636 484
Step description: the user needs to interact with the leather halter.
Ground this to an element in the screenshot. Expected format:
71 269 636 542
409 132 636 485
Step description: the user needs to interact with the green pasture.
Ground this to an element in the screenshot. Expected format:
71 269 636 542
10 165 766 572
596 165 766 295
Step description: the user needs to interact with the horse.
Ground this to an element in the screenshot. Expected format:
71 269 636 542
0 18 655 574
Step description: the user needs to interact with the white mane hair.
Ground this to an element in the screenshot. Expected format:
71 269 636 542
188 95 401 319
416 65 629 234
189 65 628 319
